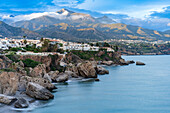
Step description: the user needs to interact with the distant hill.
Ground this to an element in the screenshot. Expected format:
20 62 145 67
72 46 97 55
0 21 41 38
8 9 170 41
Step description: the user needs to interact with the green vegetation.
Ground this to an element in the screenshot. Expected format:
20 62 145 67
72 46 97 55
6 53 20 62
22 59 41 68
71 50 114 61
0 68 16 72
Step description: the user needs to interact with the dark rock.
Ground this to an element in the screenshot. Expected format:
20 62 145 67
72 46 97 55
48 71 59 82
95 78 100 81
26 82 54 100
101 61 113 66
126 60 135 64
136 61 145 65
14 98 29 108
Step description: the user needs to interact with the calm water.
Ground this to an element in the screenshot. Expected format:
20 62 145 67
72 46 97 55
9 55 170 113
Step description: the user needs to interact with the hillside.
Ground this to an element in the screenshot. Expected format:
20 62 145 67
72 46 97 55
7 8 170 41
0 21 41 38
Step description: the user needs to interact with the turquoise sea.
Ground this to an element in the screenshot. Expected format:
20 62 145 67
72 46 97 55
7 55 170 113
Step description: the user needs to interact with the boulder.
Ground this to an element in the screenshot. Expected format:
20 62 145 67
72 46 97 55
18 61 24 67
0 94 17 105
97 66 109 75
56 73 69 82
119 59 129 65
26 82 54 100
30 64 46 77
136 61 145 65
0 72 19 95
19 76 56 91
77 61 97 78
48 71 59 82
14 98 29 108
101 61 113 66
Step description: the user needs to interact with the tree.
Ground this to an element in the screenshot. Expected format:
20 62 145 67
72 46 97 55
40 37 44 42
96 42 99 47
23 36 26 39
103 42 110 47
24 39 27 44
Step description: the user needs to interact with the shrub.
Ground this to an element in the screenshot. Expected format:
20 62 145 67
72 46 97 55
22 59 40 68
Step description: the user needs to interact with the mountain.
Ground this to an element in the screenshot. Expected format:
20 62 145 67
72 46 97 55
96 16 116 24
0 21 41 38
11 9 170 41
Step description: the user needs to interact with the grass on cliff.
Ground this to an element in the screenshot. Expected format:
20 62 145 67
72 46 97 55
22 59 41 68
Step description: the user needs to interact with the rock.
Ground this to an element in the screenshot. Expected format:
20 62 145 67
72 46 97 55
26 82 54 100
126 60 135 64
0 72 19 95
0 94 17 105
0 55 13 69
136 61 145 65
30 64 46 77
66 64 79 76
65 71 78 78
119 59 129 65
48 71 59 82
43 74 52 82
14 98 29 108
56 73 69 82
77 61 97 78
18 61 24 67
19 76 57 91
101 61 113 66
95 78 100 81
97 66 109 75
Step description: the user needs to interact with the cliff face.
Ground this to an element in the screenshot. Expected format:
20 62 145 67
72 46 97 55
0 55 13 69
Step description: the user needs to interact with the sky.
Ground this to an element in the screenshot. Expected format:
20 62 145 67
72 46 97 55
0 0 170 31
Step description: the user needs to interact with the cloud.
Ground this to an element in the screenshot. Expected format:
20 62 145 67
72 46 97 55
52 0 85 7
150 6 170 19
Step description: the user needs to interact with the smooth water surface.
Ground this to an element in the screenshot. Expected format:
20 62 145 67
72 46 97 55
9 55 170 113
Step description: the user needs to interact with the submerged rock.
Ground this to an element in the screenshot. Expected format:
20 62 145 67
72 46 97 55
14 98 29 108
97 66 109 75
26 82 54 100
136 61 145 65
0 94 17 105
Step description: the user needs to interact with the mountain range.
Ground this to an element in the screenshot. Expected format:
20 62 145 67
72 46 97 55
0 8 170 41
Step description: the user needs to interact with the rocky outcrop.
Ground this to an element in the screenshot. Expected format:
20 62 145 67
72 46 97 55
19 76 56 91
77 61 97 78
0 94 17 105
14 98 29 108
30 64 46 77
101 61 113 66
56 73 69 82
0 55 13 69
136 61 145 65
48 71 59 82
119 59 129 65
97 66 109 75
66 63 79 76
0 72 19 95
26 82 54 100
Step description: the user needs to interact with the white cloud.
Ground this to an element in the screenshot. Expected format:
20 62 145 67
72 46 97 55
167 23 170 26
